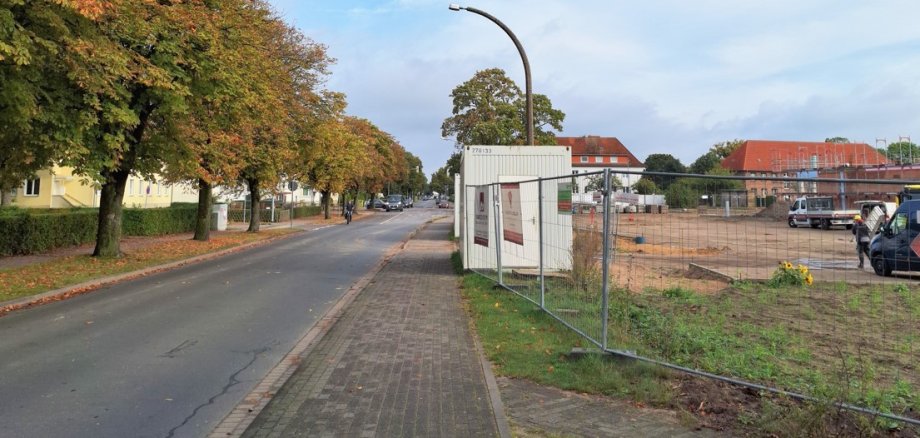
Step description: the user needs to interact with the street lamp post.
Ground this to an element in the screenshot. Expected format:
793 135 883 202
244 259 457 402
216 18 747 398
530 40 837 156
449 4 534 146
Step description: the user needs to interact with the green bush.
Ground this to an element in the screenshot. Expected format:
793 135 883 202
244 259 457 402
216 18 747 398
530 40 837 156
0 209 98 256
0 204 198 256
122 204 197 236
292 205 322 219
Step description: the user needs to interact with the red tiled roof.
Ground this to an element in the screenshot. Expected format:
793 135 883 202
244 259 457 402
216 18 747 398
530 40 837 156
555 136 644 167
721 140 889 172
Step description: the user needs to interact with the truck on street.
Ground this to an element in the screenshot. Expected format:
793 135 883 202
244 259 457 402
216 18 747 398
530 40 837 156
787 196 859 230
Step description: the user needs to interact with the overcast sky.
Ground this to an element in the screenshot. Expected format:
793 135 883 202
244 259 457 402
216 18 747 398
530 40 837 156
266 0 920 179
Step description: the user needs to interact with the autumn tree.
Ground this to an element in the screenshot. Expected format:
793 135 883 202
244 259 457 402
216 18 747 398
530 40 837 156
46 0 219 257
236 13 332 232
163 0 269 241
342 117 401 204
441 68 564 147
0 0 102 205
299 118 367 219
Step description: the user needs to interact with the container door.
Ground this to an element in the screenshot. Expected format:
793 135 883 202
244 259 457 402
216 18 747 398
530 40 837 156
497 175 539 268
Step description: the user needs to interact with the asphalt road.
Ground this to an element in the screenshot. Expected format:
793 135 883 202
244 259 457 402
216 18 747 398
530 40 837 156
0 204 445 438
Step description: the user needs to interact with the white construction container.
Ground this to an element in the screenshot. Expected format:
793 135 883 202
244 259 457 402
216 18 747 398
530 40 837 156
459 145 572 271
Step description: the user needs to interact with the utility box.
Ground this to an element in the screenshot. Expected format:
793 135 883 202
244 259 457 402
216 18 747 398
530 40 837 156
211 203 228 231
459 145 572 271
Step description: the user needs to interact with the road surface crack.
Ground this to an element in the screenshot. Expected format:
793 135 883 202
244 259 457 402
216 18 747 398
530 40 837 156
165 346 270 438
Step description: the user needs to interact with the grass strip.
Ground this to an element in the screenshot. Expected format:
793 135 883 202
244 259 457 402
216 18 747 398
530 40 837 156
0 229 296 303
461 273 676 406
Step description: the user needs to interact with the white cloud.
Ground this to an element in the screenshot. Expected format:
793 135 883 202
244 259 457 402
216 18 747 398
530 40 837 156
269 0 920 174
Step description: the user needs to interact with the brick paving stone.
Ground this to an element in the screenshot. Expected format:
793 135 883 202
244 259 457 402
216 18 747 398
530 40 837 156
242 222 500 437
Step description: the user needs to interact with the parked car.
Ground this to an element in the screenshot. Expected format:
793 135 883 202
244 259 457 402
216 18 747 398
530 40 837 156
386 194 404 212
870 199 920 276
366 198 385 209
438 199 449 209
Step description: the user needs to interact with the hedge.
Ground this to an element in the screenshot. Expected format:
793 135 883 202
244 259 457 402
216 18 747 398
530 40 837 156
122 204 197 236
293 205 322 219
0 204 198 256
0 209 98 256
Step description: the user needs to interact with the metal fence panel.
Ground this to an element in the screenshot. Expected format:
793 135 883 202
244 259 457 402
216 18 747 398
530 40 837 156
464 170 920 426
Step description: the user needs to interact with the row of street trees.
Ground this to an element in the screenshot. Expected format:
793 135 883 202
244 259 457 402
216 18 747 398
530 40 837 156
1 0 420 256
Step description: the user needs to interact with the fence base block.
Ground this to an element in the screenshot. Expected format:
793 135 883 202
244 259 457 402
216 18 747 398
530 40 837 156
687 263 735 283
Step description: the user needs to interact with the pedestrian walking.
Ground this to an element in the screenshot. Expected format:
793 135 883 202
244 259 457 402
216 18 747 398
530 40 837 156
852 214 870 268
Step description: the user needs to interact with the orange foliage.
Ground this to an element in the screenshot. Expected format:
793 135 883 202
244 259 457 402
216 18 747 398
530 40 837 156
54 0 110 19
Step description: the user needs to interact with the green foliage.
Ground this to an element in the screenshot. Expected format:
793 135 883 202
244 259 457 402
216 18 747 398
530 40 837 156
461 274 674 406
662 287 695 300
292 205 322 218
441 68 564 146
450 250 464 275
583 174 623 192
0 204 199 255
881 141 920 164
633 177 659 195
709 139 744 160
664 179 697 208
688 151 722 175
0 209 97 256
768 261 813 288
119 205 198 236
430 167 453 196
643 154 685 190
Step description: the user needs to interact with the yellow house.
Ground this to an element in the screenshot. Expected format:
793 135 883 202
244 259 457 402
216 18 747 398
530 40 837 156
9 166 196 208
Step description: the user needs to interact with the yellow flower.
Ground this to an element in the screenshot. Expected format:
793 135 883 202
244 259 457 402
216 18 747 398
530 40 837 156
784 261 793 270
798 265 808 274
805 275 814 285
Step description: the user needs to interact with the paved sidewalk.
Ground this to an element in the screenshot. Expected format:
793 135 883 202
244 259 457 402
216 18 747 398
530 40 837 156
241 221 503 437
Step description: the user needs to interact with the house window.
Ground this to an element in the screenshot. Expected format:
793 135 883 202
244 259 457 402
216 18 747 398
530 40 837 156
595 156 603 163
24 178 40 196
129 179 134 195
580 156 588 163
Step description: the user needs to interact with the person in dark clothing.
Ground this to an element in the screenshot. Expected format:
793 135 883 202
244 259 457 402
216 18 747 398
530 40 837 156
852 214 870 268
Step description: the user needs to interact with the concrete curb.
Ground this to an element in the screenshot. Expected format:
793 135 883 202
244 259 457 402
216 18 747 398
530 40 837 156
0 230 307 317
467 296 514 438
209 215 444 437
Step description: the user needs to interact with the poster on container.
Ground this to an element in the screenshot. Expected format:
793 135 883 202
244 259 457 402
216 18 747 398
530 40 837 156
474 185 490 247
501 183 524 245
557 182 572 215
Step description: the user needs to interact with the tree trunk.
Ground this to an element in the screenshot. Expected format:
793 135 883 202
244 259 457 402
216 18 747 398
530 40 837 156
193 178 212 241
0 186 11 206
247 178 260 232
321 190 331 219
93 169 129 257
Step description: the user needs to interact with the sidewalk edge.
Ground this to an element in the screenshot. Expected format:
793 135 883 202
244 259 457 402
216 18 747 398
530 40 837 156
467 286 514 438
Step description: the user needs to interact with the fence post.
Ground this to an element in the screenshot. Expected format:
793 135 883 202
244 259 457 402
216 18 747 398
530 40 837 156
600 168 611 351
493 184 503 285
538 178 545 309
